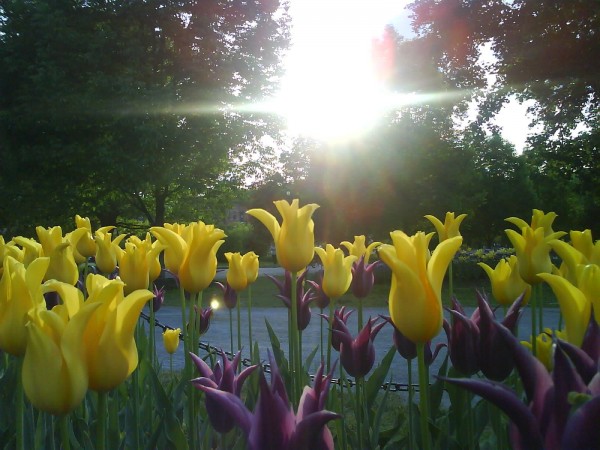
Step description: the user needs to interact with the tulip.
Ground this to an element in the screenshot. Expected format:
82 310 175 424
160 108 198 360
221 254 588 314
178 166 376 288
442 321 600 450
82 274 154 391
126 233 164 284
333 317 385 378
151 285 165 312
505 224 565 284
340 235 381 264
0 237 24 274
118 242 151 295
314 244 357 299
425 212 467 242
0 256 49 356
381 315 443 364
194 351 339 449
379 230 462 343
68 215 100 264
445 298 480 376
94 228 126 275
22 300 100 415
36 226 80 285
11 236 42 267
555 313 600 383
569 229 600 265
162 328 181 354
478 255 531 306
320 306 354 352
225 251 259 292
247 199 319 273
307 273 330 310
214 281 238 309
521 329 559 371
537 272 591 347
506 209 558 237
191 305 213 336
191 350 258 433
270 270 315 331
153 221 226 294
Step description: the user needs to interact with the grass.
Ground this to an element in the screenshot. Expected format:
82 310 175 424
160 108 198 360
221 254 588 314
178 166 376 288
161 273 559 310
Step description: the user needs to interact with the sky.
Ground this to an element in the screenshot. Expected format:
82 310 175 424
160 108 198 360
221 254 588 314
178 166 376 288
278 0 536 153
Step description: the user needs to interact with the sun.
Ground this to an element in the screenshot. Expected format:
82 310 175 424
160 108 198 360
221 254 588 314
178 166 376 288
273 0 408 142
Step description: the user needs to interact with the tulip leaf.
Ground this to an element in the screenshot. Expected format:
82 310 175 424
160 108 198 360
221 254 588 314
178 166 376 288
265 318 290 378
370 374 392 449
365 346 396 410
303 345 319 384
429 353 449 418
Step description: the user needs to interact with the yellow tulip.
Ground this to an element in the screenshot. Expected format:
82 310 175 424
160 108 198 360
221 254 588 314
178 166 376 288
550 239 587 285
94 228 126 275
36 226 79 285
22 300 100 415
82 274 153 392
225 251 259 291
163 328 181 354
314 244 357 299
150 224 187 275
119 242 151 295
505 225 565 284
179 222 226 294
506 209 558 237
574 264 600 324
247 199 319 273
570 229 600 265
0 236 24 275
425 212 467 242
379 231 462 343
0 256 49 356
340 235 381 264
478 255 531 306
537 272 591 347
11 236 41 266
520 328 565 371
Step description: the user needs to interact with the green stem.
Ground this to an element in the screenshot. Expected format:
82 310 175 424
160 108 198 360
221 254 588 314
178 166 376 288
149 303 156 367
133 365 141 449
16 358 24 450
327 300 335 373
229 307 234 357
248 285 253 360
339 363 347 450
538 283 544 333
320 308 324 363
170 354 173 375
358 300 363 334
237 293 242 352
355 378 363 449
531 285 538 356
97 391 107 450
290 271 300 404
59 414 70 450
407 358 414 450
417 343 431 450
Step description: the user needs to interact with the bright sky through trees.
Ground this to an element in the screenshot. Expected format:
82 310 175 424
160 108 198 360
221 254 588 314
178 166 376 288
276 0 535 151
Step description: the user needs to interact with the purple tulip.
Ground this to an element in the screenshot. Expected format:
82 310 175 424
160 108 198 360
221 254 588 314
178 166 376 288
194 351 340 449
269 270 315 330
333 317 386 378
350 255 381 299
382 315 444 365
307 273 330 310
321 306 354 352
187 305 213 337
151 285 165 312
442 321 600 450
191 350 258 433
477 291 524 381
445 297 480 376
581 306 600 363
215 281 238 309
556 312 600 384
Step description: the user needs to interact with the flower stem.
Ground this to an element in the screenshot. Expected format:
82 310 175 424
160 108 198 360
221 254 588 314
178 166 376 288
531 285 538 356
327 300 335 373
16 358 24 450
59 414 70 450
248 285 253 360
407 358 414 450
358 301 363 334
229 307 234 357
417 343 431 450
290 271 301 404
237 293 242 352
355 378 363 449
97 391 107 450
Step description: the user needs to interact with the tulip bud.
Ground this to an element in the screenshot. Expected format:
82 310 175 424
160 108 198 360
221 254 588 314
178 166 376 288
163 328 181 354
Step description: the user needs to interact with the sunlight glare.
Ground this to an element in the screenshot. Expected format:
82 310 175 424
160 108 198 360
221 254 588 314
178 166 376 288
276 1 408 142
210 298 220 310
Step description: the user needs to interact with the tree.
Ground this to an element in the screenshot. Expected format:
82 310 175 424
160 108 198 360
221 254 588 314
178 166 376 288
0 0 289 234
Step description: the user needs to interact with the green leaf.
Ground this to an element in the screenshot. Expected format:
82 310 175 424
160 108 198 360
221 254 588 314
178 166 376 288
365 346 396 410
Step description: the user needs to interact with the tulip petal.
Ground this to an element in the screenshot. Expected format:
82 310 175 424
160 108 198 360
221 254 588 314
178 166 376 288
246 208 280 241
561 396 600 450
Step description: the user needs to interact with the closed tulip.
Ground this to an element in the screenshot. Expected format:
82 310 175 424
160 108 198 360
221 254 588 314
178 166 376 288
119 241 154 294
247 199 319 273
22 300 100 415
314 244 357 299
126 233 164 284
569 229 600 265
0 237 24 275
506 209 558 237
379 231 462 343
36 226 79 285
478 255 531 306
94 228 126 275
82 274 154 391
225 251 259 291
340 235 381 264
150 223 188 275
11 236 41 266
425 212 467 242
163 328 181 354
505 225 565 284
0 256 49 356
68 215 99 264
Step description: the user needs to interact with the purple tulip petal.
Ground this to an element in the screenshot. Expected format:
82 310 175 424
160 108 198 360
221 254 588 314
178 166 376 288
561 395 600 450
292 410 341 450
441 376 544 450
556 339 596 384
189 352 215 380
195 385 253 435
234 364 259 397
581 310 600 363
